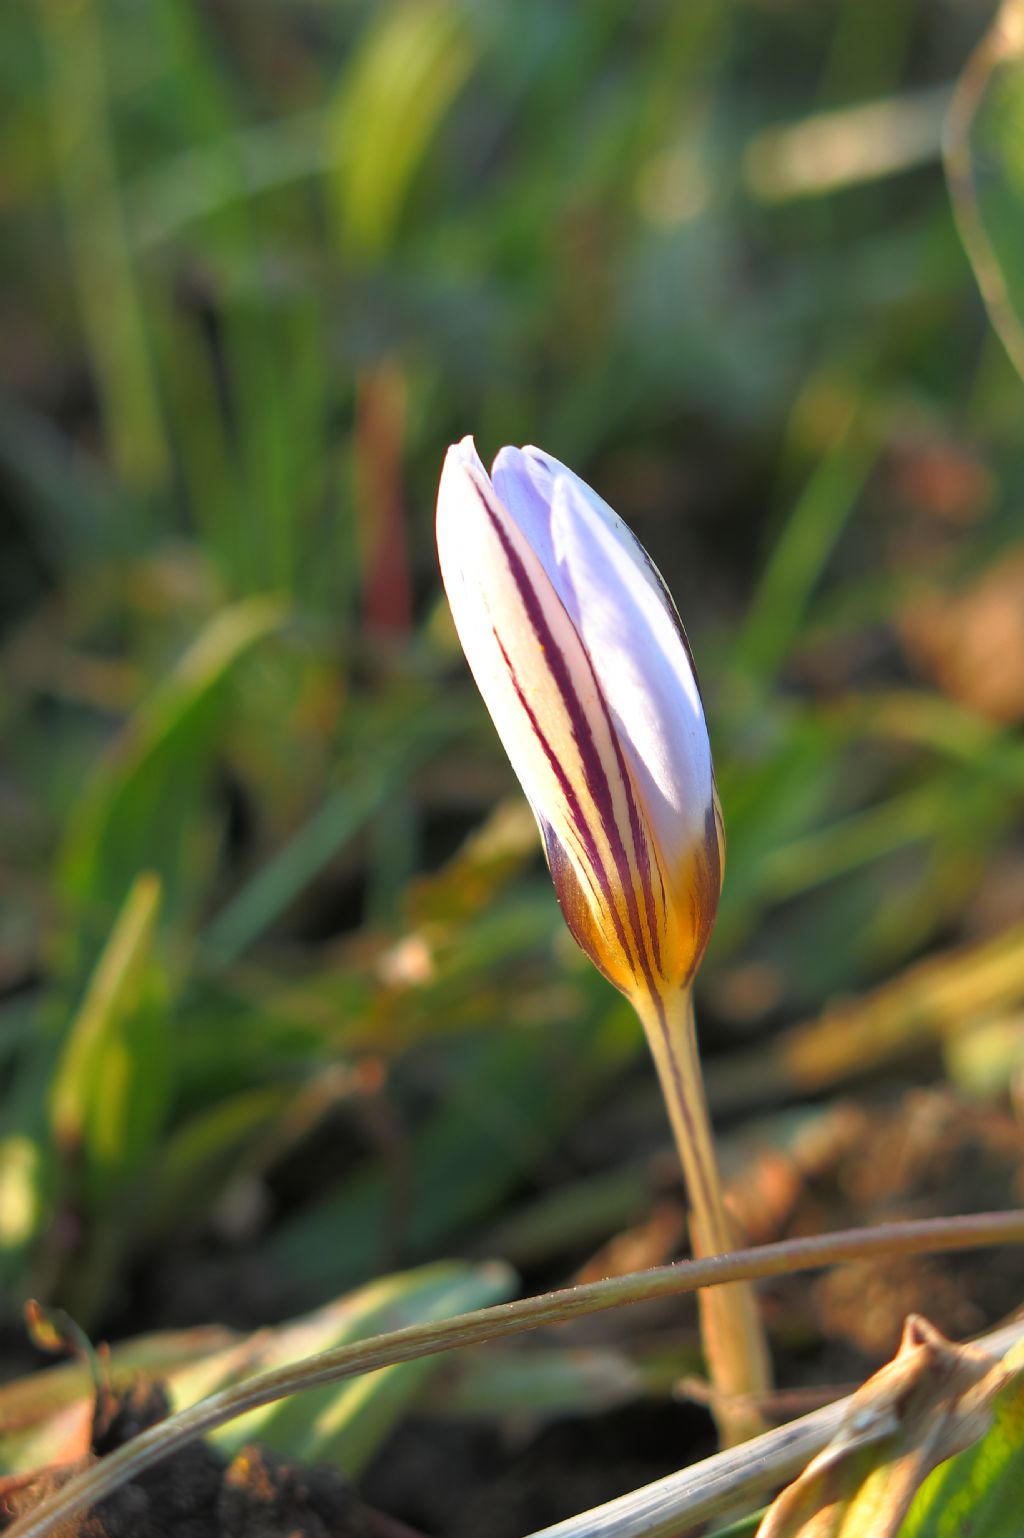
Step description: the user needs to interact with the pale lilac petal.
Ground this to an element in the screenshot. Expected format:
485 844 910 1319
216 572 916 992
547 472 713 869
493 446 678 625
491 445 558 581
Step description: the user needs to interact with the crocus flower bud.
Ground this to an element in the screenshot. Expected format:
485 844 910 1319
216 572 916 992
436 437 724 1005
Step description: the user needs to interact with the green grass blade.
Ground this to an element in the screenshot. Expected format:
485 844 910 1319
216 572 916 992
49 872 164 1176
57 597 285 972
734 401 878 683
35 0 167 493
327 0 476 259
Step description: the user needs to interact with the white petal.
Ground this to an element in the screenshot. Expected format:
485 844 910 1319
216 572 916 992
493 446 678 623
448 434 487 476
494 444 712 862
436 446 597 872
547 471 713 869
436 445 665 997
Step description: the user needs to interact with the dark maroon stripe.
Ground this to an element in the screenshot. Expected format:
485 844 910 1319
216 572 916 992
589 674 664 977
493 630 637 978
481 495 657 992
594 527 700 975
485 502 617 830
481 492 663 988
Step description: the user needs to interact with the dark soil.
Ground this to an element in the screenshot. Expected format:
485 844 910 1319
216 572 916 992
0 1380 385 1538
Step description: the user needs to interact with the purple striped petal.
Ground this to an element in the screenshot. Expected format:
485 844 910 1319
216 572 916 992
551 476 712 861
438 442 661 997
438 437 720 999
493 447 714 877
493 446 679 624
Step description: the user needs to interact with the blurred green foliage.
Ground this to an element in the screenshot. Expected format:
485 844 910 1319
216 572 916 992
2 0 1024 1499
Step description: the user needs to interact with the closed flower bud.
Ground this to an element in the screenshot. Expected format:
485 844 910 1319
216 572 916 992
436 437 724 1005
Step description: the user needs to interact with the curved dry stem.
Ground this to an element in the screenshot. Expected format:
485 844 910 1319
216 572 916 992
8 1210 1024 1538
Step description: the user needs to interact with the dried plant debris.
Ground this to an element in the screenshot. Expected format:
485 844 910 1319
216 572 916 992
756 1315 1016 1538
0 1377 374 1538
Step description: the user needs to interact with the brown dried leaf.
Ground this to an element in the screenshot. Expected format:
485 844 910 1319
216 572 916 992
756 1315 1015 1538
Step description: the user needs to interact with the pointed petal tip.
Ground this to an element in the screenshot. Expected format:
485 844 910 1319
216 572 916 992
491 443 545 489
490 443 520 475
444 434 486 473
437 435 517 581
494 443 567 482
438 437 489 524
521 444 573 482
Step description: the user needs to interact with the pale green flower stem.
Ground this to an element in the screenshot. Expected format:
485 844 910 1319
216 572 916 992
635 984 772 1444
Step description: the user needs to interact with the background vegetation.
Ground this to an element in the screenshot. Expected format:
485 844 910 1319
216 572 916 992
2 1 1024 1533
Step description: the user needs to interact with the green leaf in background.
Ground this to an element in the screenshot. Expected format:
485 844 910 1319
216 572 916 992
49 871 167 1205
0 403 137 571
0 872 165 1299
327 0 476 259
0 1323 235 1477
201 703 470 967
0 872 168 1321
266 1004 639 1302
0 1262 512 1483
142 1086 294 1241
34 0 168 495
0 1136 45 1277
424 1342 649 1421
733 392 879 686
56 597 285 977
198 1261 514 1476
